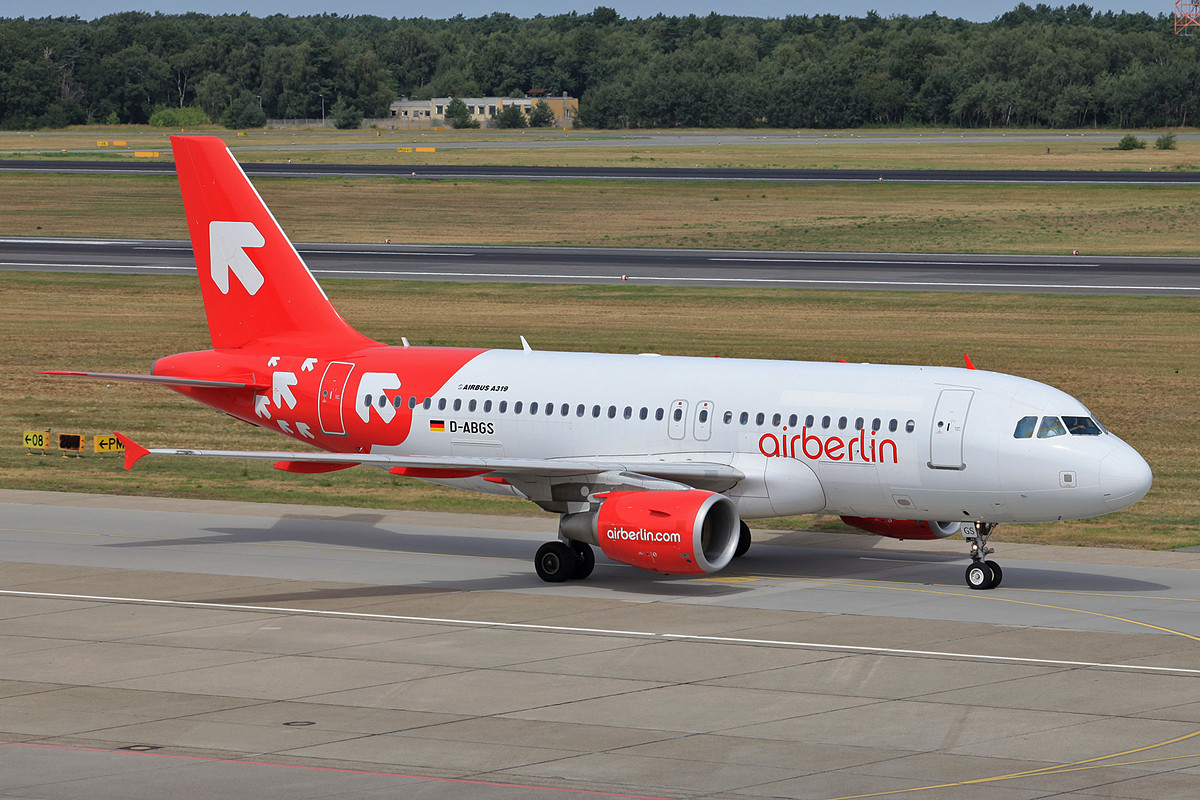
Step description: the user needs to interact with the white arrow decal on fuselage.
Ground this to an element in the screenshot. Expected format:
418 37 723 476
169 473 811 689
272 372 298 410
355 373 402 424
254 394 272 419
209 220 265 295
301 358 317 372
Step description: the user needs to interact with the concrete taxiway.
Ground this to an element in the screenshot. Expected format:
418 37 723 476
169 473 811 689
2 489 1200 799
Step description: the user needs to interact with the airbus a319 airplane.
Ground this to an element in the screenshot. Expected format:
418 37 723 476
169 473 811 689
47 136 1153 590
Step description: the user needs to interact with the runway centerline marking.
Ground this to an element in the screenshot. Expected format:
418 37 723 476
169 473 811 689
2 589 1198 675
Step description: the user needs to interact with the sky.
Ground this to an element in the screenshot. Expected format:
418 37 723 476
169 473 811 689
11 0 1176 25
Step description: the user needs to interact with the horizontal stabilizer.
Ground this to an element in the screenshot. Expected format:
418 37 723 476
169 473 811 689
42 371 267 390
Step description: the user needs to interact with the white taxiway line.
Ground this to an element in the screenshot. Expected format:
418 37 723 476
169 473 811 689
3 589 1198 676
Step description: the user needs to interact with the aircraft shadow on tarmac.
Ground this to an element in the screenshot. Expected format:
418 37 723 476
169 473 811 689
100 513 1170 597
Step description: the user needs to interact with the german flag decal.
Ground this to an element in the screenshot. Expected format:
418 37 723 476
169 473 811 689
429 420 445 432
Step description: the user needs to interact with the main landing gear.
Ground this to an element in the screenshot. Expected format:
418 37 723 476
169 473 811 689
962 522 1003 590
534 540 595 583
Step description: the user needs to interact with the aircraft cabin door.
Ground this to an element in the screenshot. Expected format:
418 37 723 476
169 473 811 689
318 361 355 436
929 388 973 470
668 399 688 440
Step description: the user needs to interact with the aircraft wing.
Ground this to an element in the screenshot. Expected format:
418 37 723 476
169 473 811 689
114 434 744 490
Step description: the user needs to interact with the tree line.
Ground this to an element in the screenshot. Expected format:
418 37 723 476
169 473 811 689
1 4 1197 131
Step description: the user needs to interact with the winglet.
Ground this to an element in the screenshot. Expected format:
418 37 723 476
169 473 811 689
114 432 150 471
963 353 976 370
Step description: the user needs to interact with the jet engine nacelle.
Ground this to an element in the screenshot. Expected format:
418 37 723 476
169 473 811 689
560 489 740 575
840 516 962 540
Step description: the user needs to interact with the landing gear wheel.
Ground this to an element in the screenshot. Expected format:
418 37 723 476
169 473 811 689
535 541 574 583
734 521 752 558
965 561 995 590
569 541 595 580
984 560 1003 589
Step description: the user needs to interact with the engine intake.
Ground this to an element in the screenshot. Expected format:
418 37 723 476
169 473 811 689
560 489 740 574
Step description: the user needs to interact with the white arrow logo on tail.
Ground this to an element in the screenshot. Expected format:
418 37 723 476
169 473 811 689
209 221 265 295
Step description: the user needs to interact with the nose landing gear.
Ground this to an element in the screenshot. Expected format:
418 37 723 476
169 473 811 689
962 522 1002 590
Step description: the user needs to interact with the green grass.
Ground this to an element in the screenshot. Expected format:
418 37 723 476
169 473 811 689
3 273 1196 550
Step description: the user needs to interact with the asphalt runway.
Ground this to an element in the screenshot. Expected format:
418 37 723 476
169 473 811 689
3 237 1198 296
6 157 1200 185
3 488 1200 799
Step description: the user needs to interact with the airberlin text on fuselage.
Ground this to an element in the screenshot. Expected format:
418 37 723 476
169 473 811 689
759 427 898 464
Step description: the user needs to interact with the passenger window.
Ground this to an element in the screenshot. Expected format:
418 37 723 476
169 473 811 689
855 417 864 430
838 416 847 430
1013 416 1037 439
699 409 709 423
438 398 447 411
1063 416 1102 435
577 404 585 418
723 411 733 424
739 411 749 425
655 408 665 421
755 412 765 425
364 394 372 407
453 399 462 411
889 418 898 432
483 400 492 413
379 395 388 408
530 402 539 415
822 415 831 429
772 413 781 427
468 399 477 412
905 419 915 433
410 397 419 409
788 414 798 427
422 398 431 410
546 403 555 416
624 406 633 420
393 396 403 409
673 408 683 422
608 406 617 419
640 407 648 420
805 414 815 428
871 418 881 432
498 400 507 413
514 401 523 414
592 405 601 418
1037 416 1068 438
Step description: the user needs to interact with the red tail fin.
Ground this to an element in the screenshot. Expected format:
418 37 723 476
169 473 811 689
171 136 374 350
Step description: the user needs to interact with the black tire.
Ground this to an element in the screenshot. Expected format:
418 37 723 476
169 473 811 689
734 520 751 558
984 560 1003 589
535 541 574 583
569 541 595 580
965 561 995 590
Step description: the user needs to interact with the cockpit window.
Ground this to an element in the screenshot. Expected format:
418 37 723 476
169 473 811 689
1063 416 1103 435
1013 416 1037 439
1036 416 1068 438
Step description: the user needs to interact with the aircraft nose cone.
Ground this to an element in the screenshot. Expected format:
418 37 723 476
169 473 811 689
1099 446 1153 511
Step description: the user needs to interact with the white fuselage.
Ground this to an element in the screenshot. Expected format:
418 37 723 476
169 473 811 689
348 348 1150 525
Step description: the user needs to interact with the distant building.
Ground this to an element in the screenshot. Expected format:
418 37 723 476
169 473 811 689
389 93 578 128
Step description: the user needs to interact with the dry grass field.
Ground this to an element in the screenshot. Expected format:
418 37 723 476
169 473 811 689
4 273 1196 550
5 172 1200 255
